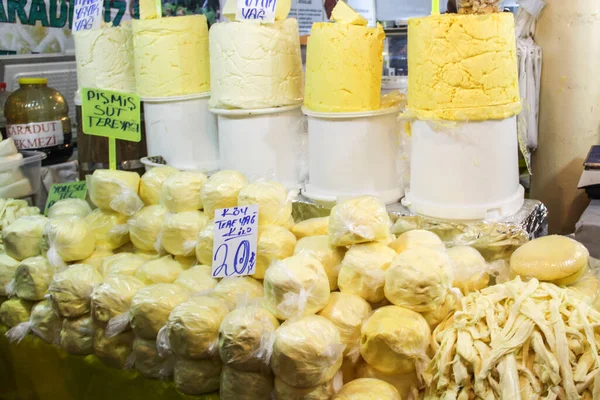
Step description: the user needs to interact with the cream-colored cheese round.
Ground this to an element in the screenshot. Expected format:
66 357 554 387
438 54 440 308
161 211 209 257
0 298 32 328
0 253 19 296
135 255 184 285
333 378 401 400
44 216 96 263
329 196 391 247
85 208 130 250
264 253 330 320
295 235 344 291
88 169 142 215
220 367 274 400
139 166 178 205
174 265 217 293
14 256 54 301
389 229 445 254
338 243 396 304
129 205 167 251
160 171 207 213
273 377 336 400
94 327 134 368
101 253 146 277
201 170 248 218
209 276 263 311
255 225 297 279
291 217 329 239
447 245 489 295
91 274 146 326
60 315 96 355
47 198 92 219
49 264 103 318
29 299 62 344
3 215 48 261
173 357 221 395
238 182 293 227
195 225 214 265
133 337 170 378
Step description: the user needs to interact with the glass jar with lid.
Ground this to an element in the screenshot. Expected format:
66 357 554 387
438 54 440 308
4 78 73 165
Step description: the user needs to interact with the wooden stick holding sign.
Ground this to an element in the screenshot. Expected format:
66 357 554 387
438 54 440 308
81 88 141 170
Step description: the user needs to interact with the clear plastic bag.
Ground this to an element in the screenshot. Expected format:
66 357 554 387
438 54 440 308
328 196 391 247
457 0 505 14
47 198 91 219
200 170 248 218
128 205 168 252
2 215 48 261
91 274 146 326
44 216 95 266
48 263 103 318
6 299 61 344
85 208 130 250
87 169 143 216
161 211 209 257
160 171 207 213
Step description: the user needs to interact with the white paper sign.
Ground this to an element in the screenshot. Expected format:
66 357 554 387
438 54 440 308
290 0 324 35
212 205 259 278
72 0 103 32
235 0 277 23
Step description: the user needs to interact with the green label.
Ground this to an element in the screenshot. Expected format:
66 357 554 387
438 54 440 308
44 181 88 215
81 88 141 142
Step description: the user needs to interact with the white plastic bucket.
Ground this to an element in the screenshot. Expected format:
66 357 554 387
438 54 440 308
143 93 219 172
302 106 404 205
404 117 524 221
211 105 306 188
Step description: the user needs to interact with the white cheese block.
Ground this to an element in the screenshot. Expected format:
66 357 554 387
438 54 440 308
0 138 18 157
0 178 32 198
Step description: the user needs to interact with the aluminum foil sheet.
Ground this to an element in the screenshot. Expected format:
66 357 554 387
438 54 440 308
292 196 548 261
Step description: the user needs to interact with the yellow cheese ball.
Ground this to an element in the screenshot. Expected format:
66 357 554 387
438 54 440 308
135 256 184 285
160 171 207 212
209 276 264 311
329 196 391 247
201 170 248 218
44 216 96 263
49 264 103 318
94 328 134 368
333 378 401 400
174 265 218 293
91 274 146 326
273 377 336 400
60 315 96 355
389 229 445 254
28 299 62 344
80 247 114 271
161 211 209 257
174 357 222 395
129 205 167 252
88 169 142 215
220 367 274 400
195 225 214 266
355 359 420 398
0 253 19 297
3 215 48 261
85 208 130 250
133 337 170 379
101 253 146 277
13 256 54 301
238 181 292 227
140 166 178 205
447 245 490 295
291 217 329 239
295 235 344 291
255 225 297 279
47 198 92 219
0 298 32 328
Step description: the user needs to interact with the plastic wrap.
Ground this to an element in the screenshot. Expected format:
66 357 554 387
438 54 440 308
264 254 330 320
291 217 329 239
318 292 372 362
161 211 209 257
0 199 40 235
274 377 337 400
47 198 92 219
255 225 297 279
238 181 293 227
3 215 48 261
360 306 430 375
94 327 134 369
5 298 61 344
201 170 248 218
218 306 279 372
447 246 490 295
195 225 214 266
209 277 263 311
295 235 344 291
44 217 95 266
389 229 445 254
135 256 184 285
60 315 95 355
272 315 345 388
333 378 401 400
174 265 218 293
48 264 103 318
132 337 173 379
160 171 207 213
88 169 143 216
328 196 391 247
337 243 396 304
0 253 19 296
139 166 178 205
13 256 54 301
173 357 221 395
0 298 32 328
100 253 146 277
80 247 114 271
91 274 146 326
85 208 130 250
220 367 273 400
165 296 229 359
129 205 167 252
355 361 419 399
129 283 190 339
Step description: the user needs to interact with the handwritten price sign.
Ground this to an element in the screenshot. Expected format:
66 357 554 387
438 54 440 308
236 0 277 22
44 181 88 216
211 205 258 278
72 0 103 32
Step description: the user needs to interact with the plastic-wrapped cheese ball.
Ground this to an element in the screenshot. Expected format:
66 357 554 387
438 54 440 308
100 253 146 277
295 235 344 291
389 229 445 254
218 306 279 372
13 256 54 301
195 225 214 265
47 198 92 219
360 306 431 374
510 235 590 285
80 247 114 271
264 254 330 320
174 357 222 395
128 205 167 251
447 246 490 295
94 328 134 368
338 243 396 304
166 296 229 359
384 247 452 313
48 264 103 318
329 196 391 247
209 277 264 310
139 166 178 205
161 211 209 256
255 225 297 279
3 215 48 261
60 315 96 355
272 315 344 388
333 378 401 400
0 298 32 327
44 216 96 264
85 208 130 250
91 275 146 326
355 361 419 399
133 337 172 379
174 265 218 293
238 181 292 227
129 283 190 339
175 255 197 269
274 377 336 400
318 292 372 362
291 217 329 239
160 171 207 212
135 255 184 285
88 169 143 215
0 253 19 296
220 367 274 400
201 170 248 217
5 299 61 344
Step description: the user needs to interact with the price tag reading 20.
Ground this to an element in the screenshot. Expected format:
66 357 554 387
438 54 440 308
211 205 259 278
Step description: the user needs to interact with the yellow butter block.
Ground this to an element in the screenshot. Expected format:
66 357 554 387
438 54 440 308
331 1 367 26
408 13 521 121
305 22 385 112
222 0 292 21
132 15 210 98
